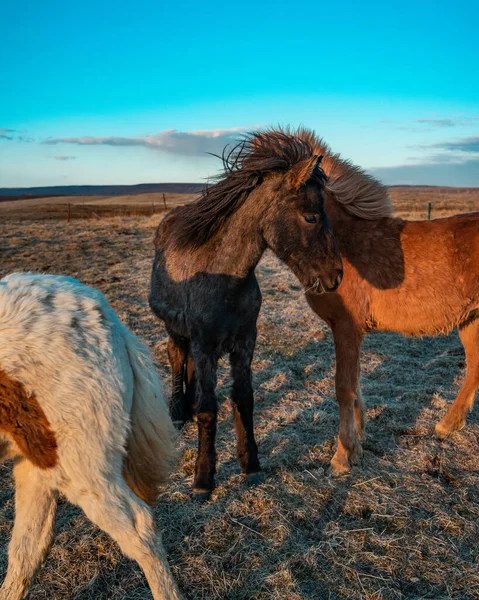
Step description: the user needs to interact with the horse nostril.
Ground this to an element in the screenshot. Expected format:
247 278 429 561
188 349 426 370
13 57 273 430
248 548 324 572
325 271 343 292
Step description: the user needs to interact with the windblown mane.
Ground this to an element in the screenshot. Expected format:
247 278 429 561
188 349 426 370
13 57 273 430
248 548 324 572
168 128 326 249
295 127 393 219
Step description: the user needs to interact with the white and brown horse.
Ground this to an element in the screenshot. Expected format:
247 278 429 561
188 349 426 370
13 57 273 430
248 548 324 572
0 273 182 600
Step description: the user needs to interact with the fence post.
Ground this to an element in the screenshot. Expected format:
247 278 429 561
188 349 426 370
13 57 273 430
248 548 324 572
67 203 71 223
163 193 167 210
427 202 432 220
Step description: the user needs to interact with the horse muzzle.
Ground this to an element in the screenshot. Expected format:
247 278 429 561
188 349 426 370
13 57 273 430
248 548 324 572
307 270 343 295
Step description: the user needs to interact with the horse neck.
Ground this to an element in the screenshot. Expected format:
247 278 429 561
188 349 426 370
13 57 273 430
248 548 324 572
163 188 267 280
163 190 269 281
325 194 394 249
207 193 267 277
324 196 361 248
324 194 406 289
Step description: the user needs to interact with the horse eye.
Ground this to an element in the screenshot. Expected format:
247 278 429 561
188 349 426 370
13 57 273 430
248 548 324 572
304 214 318 224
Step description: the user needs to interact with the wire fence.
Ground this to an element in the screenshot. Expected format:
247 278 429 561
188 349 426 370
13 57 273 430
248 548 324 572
2 199 175 222
0 193 178 222
65 202 168 221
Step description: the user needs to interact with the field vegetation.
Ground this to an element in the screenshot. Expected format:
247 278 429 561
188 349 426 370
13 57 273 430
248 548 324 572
0 187 478 599
0 186 478 221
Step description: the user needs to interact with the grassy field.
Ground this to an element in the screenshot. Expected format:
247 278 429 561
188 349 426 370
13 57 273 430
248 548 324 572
0 189 479 599
0 185 478 221
389 186 479 219
0 192 198 220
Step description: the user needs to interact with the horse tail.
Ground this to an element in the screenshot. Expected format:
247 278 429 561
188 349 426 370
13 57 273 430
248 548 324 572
122 329 178 506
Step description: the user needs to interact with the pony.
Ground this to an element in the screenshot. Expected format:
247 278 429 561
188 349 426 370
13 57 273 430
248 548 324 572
150 127 344 500
295 129 479 476
0 273 182 600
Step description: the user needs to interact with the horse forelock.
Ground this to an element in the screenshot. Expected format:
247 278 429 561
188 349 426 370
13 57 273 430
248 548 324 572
167 127 327 250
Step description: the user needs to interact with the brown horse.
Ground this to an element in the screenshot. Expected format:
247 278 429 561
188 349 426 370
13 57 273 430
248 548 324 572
150 128 343 499
297 130 479 475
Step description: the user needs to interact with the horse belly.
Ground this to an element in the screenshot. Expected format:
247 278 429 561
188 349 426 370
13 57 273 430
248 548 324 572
370 285 466 336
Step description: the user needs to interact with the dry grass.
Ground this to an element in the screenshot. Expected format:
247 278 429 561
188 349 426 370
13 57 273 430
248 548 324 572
390 186 479 220
0 193 198 221
1 186 478 222
1 189 479 599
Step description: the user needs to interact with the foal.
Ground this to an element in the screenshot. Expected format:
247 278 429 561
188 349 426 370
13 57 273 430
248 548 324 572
0 273 182 600
150 128 343 499
296 130 479 475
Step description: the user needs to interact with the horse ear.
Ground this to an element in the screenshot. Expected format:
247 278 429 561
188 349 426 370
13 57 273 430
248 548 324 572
287 155 323 190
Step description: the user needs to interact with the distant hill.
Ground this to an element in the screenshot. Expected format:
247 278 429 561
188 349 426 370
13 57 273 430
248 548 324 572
0 183 204 200
1 183 477 204
389 185 479 192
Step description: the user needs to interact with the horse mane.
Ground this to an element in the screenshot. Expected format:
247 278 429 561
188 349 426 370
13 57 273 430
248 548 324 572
295 127 393 220
168 127 327 249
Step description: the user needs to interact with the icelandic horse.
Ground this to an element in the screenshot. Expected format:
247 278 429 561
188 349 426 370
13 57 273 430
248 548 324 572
150 127 343 499
0 273 182 600
297 130 479 475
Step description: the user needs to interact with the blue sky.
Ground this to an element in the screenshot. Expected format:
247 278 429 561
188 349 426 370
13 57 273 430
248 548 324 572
1 0 478 187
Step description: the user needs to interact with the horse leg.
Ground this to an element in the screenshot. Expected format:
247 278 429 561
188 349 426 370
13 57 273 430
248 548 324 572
330 323 364 476
0 460 58 600
190 344 218 500
167 335 189 429
230 329 260 484
185 354 197 422
436 319 479 438
65 476 182 600
355 388 365 440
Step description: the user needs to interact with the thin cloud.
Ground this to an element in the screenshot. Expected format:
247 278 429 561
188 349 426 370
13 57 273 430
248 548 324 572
53 155 78 161
431 136 479 154
378 116 479 131
415 118 457 127
409 136 479 165
0 128 15 140
43 127 248 156
0 129 34 142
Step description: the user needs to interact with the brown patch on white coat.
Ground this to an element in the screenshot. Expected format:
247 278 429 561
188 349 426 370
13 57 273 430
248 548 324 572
0 369 58 469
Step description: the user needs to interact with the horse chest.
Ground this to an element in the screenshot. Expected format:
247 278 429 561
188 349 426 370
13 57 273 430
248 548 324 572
184 277 261 350
191 290 259 332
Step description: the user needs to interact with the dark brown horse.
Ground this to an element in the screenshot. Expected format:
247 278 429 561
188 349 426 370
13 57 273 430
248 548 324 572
297 130 479 475
149 128 343 499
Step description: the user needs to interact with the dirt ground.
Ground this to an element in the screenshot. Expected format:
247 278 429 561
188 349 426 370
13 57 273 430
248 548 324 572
0 194 479 599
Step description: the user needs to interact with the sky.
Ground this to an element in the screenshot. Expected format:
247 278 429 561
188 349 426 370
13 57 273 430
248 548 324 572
0 0 478 188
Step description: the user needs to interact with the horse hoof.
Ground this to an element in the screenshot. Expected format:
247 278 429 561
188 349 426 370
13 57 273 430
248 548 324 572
328 465 351 477
435 419 465 439
435 421 450 439
192 489 212 502
246 472 264 486
328 459 351 477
